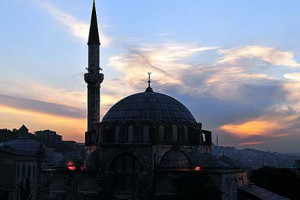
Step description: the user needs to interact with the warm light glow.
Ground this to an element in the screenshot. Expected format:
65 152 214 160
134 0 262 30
195 166 201 171
66 161 76 171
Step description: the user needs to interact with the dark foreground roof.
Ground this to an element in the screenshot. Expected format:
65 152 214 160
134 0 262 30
239 185 290 200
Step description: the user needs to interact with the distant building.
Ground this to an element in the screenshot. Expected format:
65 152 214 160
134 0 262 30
0 138 45 200
18 125 29 136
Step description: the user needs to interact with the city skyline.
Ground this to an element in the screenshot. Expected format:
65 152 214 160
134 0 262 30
1 0 300 152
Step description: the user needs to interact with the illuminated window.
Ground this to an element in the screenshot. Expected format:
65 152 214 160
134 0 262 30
195 166 201 171
67 161 76 171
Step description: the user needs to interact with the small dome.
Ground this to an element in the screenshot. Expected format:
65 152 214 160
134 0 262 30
3 138 41 154
102 91 196 123
160 150 192 169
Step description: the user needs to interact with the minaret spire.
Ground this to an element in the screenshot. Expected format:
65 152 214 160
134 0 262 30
88 0 100 45
85 0 104 150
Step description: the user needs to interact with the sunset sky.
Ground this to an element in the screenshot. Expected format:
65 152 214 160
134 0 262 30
1 0 300 152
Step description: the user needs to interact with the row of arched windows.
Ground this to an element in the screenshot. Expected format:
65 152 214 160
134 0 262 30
115 125 150 143
102 124 202 145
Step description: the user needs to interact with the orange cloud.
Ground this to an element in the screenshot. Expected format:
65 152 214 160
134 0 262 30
220 120 282 137
220 114 298 138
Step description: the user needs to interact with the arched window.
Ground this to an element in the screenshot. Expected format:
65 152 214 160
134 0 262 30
184 125 188 143
143 125 149 142
110 154 142 192
115 125 121 143
172 125 178 142
159 125 165 143
128 125 134 142
202 132 206 142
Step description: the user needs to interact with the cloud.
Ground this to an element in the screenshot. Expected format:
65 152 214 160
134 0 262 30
220 119 281 137
39 2 109 45
0 94 85 119
105 42 300 152
238 141 264 146
0 104 85 142
217 46 300 67
107 44 220 93
107 43 281 103
220 115 298 138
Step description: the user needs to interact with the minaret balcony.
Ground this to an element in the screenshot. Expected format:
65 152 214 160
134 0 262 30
84 72 104 84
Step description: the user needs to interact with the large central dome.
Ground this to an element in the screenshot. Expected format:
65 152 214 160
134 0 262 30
102 90 196 123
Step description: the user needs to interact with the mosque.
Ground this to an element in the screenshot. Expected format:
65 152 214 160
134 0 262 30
42 1 249 200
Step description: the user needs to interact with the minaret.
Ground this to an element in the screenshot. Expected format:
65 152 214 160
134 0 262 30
84 0 104 147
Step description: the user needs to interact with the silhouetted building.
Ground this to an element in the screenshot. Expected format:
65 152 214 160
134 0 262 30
41 2 251 200
35 130 62 145
0 139 45 200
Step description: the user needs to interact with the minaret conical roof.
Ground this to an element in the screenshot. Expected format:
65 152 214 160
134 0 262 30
88 1 100 45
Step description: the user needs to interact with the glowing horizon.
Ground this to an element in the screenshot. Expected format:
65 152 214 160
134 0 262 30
1 0 300 152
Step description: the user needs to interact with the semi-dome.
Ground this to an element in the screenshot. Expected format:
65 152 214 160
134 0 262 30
102 90 196 123
84 148 100 170
160 149 192 169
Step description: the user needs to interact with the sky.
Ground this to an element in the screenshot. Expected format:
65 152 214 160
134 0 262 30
1 0 300 153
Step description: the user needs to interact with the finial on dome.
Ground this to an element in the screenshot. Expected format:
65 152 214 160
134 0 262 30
146 72 153 92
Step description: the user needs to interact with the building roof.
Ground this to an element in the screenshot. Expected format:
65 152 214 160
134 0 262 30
19 124 28 132
3 138 41 154
102 90 196 123
239 185 290 200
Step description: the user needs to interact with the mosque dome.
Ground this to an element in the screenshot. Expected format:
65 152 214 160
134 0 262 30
102 89 196 124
